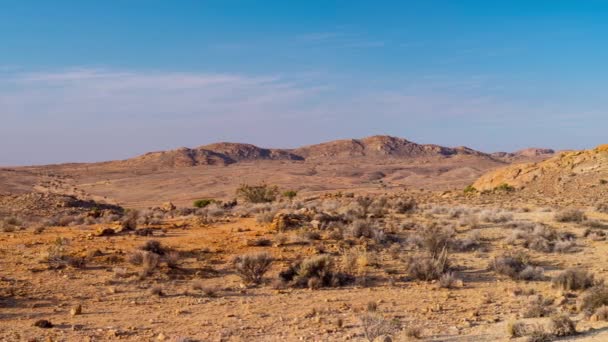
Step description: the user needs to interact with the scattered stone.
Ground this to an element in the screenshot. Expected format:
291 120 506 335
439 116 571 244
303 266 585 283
70 304 82 316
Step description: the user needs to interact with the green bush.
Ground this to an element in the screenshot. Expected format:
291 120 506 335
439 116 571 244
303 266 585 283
282 190 298 200
236 183 279 203
463 185 477 194
495 183 515 192
193 199 216 208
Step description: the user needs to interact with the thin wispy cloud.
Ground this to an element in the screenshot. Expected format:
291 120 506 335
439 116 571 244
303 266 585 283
1 66 603 165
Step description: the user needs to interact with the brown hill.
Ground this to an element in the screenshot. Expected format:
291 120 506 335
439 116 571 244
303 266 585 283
474 144 608 199
120 143 303 169
490 148 555 163
293 135 487 160
107 135 492 170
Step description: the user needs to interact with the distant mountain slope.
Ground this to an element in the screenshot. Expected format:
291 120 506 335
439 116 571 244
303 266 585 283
107 135 494 170
293 135 488 159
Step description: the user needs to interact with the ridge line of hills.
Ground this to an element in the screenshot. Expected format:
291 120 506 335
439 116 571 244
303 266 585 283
103 135 555 169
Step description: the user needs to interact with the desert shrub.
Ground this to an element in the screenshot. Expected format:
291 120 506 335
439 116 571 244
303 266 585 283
349 220 372 238
43 237 85 269
552 269 596 291
404 326 422 339
527 327 552 342
356 196 374 217
233 253 273 285
255 211 276 224
140 252 160 277
507 320 527 338
164 251 180 269
407 249 450 281
593 306 608 321
596 203 608 214
121 209 139 230
523 295 554 318
341 248 374 276
509 223 575 253
490 252 543 280
393 197 416 214
236 184 279 203
140 240 166 255
279 255 353 288
480 209 513 223
578 285 608 314
548 314 576 337
191 281 217 297
414 224 454 258
246 237 272 247
359 313 400 342
508 321 551 341
193 199 216 208
495 183 515 192
149 286 164 296
439 272 462 289
555 209 586 223
453 230 482 252
463 185 477 194
282 190 298 200
583 228 606 241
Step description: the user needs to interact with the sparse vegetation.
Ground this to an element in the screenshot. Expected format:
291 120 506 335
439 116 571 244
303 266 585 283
193 199 216 208
233 252 273 285
552 269 596 291
236 183 279 203
555 208 586 223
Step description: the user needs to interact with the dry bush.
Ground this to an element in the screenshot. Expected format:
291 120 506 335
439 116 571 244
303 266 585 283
246 237 273 247
439 272 463 289
596 203 608 214
149 285 164 296
578 285 608 314
191 281 217 297
404 326 422 339
140 240 166 255
413 224 454 258
163 251 180 269
140 252 160 278
359 313 400 342
523 295 554 318
490 252 543 280
393 197 416 214
507 320 527 338
233 253 273 285
480 209 513 223
552 269 596 291
548 314 576 337
593 306 608 321
121 209 139 230
555 209 586 223
453 230 482 252
279 254 353 289
255 211 276 224
407 249 450 281
236 183 279 203
341 248 373 276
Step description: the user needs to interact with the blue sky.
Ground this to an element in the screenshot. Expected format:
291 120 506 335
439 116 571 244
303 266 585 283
1 1 608 165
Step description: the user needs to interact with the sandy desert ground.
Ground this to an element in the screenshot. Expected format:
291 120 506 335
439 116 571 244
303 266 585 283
2 137 608 341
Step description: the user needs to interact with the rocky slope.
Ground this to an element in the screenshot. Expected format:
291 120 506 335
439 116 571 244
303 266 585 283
474 144 608 199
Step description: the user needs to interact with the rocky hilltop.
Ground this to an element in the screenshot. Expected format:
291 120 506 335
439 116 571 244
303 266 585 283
119 135 494 169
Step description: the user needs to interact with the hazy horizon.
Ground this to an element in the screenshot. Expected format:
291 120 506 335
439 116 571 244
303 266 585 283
3 1 608 165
